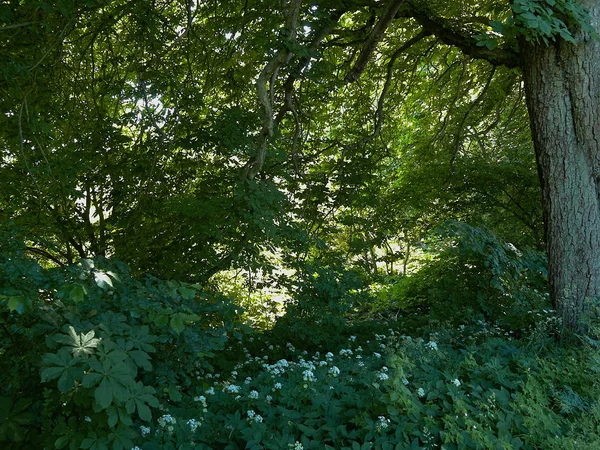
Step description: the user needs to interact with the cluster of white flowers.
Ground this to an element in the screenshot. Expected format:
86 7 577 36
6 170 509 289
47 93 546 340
375 334 386 341
273 382 283 390
249 390 259 399
426 341 438 351
302 369 316 382
158 414 177 433
328 366 340 377
244 376 252 384
401 377 409 386
373 352 381 358
140 425 151 436
264 359 290 376
194 395 207 407
417 387 426 398
376 415 391 431
377 372 389 381
339 349 353 357
325 352 334 360
187 418 201 432
298 359 316 371
288 441 304 450
158 414 176 426
205 387 215 395
225 384 241 394
349 335 357 342
452 378 461 387
131 447 142 450
247 409 264 423
84 416 92 423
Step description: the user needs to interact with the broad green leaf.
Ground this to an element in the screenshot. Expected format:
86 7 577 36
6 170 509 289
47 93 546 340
94 271 113 290
70 284 87 304
170 314 185 334
6 295 31 314
41 348 83 392
95 378 113 409
128 350 152 371
178 285 197 300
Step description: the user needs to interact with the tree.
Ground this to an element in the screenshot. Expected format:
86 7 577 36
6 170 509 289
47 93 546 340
259 0 596 330
336 0 599 331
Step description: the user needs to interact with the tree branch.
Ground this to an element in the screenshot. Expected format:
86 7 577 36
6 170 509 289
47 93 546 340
408 7 519 68
244 0 302 180
345 0 408 83
25 246 66 267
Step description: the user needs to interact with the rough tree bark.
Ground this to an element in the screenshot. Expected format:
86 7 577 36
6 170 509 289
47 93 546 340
520 1 600 330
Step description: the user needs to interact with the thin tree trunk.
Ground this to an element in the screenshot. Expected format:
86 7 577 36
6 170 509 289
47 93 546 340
520 1 600 331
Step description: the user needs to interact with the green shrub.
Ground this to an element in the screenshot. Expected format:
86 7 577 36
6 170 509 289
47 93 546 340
0 228 243 449
391 222 549 331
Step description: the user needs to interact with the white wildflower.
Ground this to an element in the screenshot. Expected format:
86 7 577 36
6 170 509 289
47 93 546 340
328 366 340 377
187 418 200 432
225 384 241 394
426 341 438 351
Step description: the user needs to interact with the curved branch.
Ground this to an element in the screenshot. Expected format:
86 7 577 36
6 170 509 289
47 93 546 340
344 0 408 83
25 247 66 267
409 8 519 68
374 29 431 134
244 0 302 180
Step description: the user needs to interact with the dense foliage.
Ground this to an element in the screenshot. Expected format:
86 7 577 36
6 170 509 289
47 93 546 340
2 0 600 448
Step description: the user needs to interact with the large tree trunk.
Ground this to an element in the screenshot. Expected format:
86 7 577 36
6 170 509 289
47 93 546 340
520 2 600 331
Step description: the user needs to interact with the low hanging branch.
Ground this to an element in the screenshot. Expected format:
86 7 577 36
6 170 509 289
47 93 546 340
373 28 430 135
275 10 344 171
244 0 302 180
344 0 407 83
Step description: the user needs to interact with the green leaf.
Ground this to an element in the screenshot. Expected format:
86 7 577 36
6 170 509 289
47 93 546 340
82 372 102 388
178 285 197 300
6 295 31 314
95 378 113 409
128 350 152 371
94 271 113 290
170 314 185 334
107 406 118 428
41 348 83 392
54 435 71 449
70 284 87 304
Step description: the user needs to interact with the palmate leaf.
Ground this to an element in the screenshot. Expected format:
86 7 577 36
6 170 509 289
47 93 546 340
109 426 136 450
128 350 152 371
85 351 137 410
41 348 84 392
125 382 159 422
55 325 101 357
125 325 157 353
